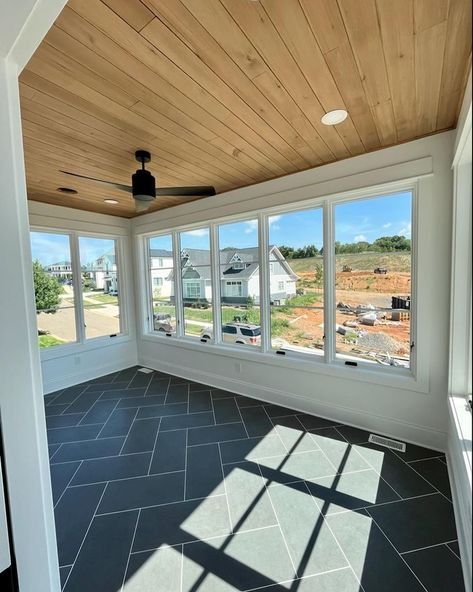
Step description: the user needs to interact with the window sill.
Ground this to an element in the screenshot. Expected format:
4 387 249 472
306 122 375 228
39 333 133 361
141 332 428 394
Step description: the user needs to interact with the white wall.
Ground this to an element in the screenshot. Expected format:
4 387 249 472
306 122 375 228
447 69 472 592
0 3 68 589
28 201 138 393
133 131 454 451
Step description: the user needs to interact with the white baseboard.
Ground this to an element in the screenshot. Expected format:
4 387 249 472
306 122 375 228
447 405 472 592
139 355 447 452
41 356 138 394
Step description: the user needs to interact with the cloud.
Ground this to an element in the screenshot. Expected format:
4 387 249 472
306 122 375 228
186 229 209 237
244 220 258 234
397 222 412 237
354 234 367 242
382 223 392 229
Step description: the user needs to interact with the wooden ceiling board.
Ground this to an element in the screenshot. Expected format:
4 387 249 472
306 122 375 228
19 0 471 217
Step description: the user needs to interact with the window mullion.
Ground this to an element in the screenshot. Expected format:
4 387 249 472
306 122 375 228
258 212 271 353
323 201 335 364
173 232 184 338
70 232 85 344
210 223 222 344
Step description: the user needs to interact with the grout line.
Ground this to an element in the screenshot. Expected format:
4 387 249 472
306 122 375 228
47 422 103 431
62 483 108 590
236 401 251 439
59 385 92 415
400 539 459 556
95 492 227 518
49 443 63 463
446 541 461 560
67 463 187 489
120 508 141 592
95 400 121 439
50 447 144 466
45 389 65 407
183 430 189 501
147 417 162 476
366 510 429 592
406 455 446 464
255 462 298 580
400 460 453 503
302 480 367 592
54 460 83 509
118 408 141 455
217 442 233 534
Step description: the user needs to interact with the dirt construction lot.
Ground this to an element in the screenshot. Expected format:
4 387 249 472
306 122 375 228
278 270 411 362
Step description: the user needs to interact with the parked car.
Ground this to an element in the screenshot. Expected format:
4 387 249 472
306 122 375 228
153 312 174 333
200 322 261 346
374 267 388 274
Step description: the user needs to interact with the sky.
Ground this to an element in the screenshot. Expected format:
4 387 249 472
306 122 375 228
30 232 116 266
125 191 412 257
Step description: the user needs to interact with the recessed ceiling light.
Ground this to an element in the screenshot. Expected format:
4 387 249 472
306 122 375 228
57 187 78 194
321 109 348 125
104 199 119 204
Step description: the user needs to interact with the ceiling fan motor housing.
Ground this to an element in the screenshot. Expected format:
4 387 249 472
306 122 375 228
132 169 156 201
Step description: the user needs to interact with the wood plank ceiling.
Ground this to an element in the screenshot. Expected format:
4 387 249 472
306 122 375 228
20 0 472 218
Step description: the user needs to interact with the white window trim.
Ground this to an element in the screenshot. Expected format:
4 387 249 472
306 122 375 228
139 180 422 390
30 227 129 361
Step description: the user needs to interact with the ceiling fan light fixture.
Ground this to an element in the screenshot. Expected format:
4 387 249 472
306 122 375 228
134 199 152 213
321 109 348 125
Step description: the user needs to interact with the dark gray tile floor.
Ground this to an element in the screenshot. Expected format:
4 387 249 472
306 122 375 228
44 366 465 592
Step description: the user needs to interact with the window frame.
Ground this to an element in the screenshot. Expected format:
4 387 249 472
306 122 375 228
31 226 128 360
140 180 419 383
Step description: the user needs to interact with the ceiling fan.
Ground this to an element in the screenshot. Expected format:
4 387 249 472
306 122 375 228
60 150 216 212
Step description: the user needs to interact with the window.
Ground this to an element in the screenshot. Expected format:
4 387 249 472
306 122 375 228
218 218 261 347
268 207 325 356
30 231 77 349
79 237 121 339
333 192 412 368
142 187 415 374
226 281 243 297
148 234 176 335
179 227 212 339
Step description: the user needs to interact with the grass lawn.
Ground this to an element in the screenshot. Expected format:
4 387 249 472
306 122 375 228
288 251 411 274
184 323 205 336
88 293 119 305
38 335 66 348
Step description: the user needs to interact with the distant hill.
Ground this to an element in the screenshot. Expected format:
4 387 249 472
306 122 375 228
287 251 411 274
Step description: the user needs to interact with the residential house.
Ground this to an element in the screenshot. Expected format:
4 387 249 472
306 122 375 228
176 246 298 305
45 261 72 280
149 248 174 299
88 250 118 293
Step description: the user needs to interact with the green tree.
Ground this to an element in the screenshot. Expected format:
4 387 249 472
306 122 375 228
32 260 62 313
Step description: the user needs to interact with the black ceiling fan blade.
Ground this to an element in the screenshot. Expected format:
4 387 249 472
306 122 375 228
60 170 133 193
155 186 216 197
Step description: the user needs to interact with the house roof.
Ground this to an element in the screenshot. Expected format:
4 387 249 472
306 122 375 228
177 246 298 281
46 260 71 267
150 249 173 258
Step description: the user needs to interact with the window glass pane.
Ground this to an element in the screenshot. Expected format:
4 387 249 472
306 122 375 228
334 192 412 368
79 237 121 339
179 228 213 339
148 234 176 334
30 231 76 348
218 219 261 347
268 208 324 355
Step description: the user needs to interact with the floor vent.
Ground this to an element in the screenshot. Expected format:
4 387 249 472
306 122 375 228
137 367 153 374
369 434 406 453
